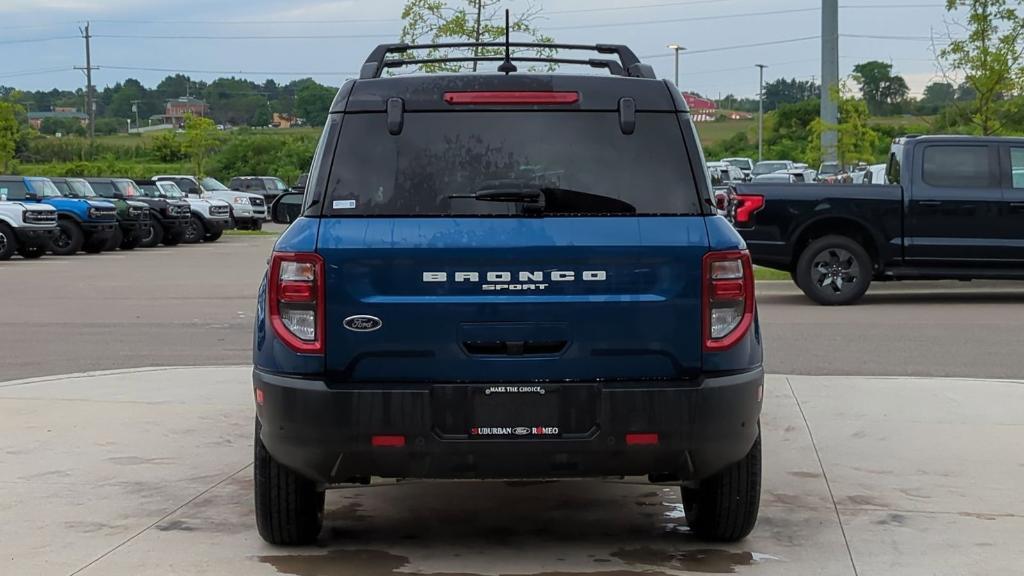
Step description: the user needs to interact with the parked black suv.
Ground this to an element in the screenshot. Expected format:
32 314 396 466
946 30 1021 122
228 176 289 207
86 178 190 248
253 41 764 546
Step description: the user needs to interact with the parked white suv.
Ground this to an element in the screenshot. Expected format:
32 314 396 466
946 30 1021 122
153 175 266 230
0 200 59 260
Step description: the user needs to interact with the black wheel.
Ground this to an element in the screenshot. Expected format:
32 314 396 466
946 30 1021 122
254 418 324 545
83 234 108 254
162 229 183 246
795 235 873 306
105 227 124 251
252 219 263 231
139 221 163 248
682 433 762 542
18 245 45 259
183 216 205 244
204 229 224 242
0 223 17 260
51 220 84 256
120 230 142 250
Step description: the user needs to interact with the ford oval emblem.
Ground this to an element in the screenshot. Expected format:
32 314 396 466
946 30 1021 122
343 315 382 332
513 427 531 436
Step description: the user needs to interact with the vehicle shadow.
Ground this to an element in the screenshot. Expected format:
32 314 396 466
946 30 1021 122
760 290 1024 306
256 480 780 576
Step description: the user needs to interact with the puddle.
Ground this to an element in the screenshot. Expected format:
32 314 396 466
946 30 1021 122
259 549 408 576
612 546 765 574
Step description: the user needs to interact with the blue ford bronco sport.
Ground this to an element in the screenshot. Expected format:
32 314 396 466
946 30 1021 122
253 41 764 545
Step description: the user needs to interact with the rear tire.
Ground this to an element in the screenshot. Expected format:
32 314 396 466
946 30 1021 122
254 418 324 545
682 433 762 542
105 227 124 251
795 235 872 306
0 223 17 260
183 216 205 244
140 221 163 248
51 220 84 256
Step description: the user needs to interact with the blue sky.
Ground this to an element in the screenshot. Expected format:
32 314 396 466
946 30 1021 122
0 0 960 98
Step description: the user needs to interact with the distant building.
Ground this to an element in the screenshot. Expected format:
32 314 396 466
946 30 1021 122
27 109 88 130
682 93 719 123
270 113 299 129
158 97 208 127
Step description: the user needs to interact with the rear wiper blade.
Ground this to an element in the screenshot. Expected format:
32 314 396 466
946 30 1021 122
448 185 543 204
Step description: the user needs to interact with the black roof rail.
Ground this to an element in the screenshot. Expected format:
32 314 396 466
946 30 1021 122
359 42 655 80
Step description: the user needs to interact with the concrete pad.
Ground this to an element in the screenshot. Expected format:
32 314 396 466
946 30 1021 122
2 367 1022 575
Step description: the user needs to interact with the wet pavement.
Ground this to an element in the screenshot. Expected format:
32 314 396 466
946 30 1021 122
1 367 1022 575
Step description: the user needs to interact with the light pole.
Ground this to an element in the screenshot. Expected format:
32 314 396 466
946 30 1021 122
756 64 767 163
667 44 685 87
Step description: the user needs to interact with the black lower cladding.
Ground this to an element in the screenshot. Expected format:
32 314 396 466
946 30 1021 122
15 228 58 247
254 368 764 485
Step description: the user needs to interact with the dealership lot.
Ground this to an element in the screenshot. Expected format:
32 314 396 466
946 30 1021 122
2 229 1024 575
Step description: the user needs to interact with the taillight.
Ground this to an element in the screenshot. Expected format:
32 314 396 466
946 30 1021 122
443 91 579 105
703 250 755 352
733 194 765 226
268 252 324 354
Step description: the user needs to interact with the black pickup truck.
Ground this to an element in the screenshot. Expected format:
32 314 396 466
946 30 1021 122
735 135 1024 305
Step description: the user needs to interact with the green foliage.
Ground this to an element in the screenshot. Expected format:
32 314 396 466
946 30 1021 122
206 132 317 184
21 137 146 163
399 0 554 72
762 78 820 112
93 117 124 136
940 0 1024 134
852 61 910 115
918 82 957 114
14 161 188 179
809 87 880 166
0 100 21 171
294 83 335 127
39 117 86 137
150 131 187 163
183 114 221 177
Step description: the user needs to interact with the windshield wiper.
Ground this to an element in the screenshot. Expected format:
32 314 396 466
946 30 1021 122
448 182 543 204
450 182 638 215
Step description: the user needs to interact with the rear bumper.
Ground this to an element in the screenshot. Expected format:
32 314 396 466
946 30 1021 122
254 367 764 485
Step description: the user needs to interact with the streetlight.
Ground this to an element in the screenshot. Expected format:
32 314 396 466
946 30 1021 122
667 44 686 87
756 64 767 163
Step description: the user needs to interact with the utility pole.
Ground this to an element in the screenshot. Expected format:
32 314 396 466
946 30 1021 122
821 0 840 163
667 44 685 87
75 22 98 141
756 64 767 163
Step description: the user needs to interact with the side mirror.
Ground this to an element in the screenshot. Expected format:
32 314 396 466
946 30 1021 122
271 192 304 225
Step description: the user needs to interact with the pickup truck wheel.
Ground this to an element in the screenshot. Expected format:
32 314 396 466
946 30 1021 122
183 217 205 244
105 227 124 251
795 236 872 306
51 220 84 256
18 245 45 259
681 432 761 542
140 221 163 248
0 223 16 260
254 418 324 545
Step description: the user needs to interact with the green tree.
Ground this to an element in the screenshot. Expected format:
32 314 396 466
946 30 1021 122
150 131 186 163
294 83 335 127
852 60 910 115
939 0 1024 134
0 101 23 171
918 81 956 114
183 114 220 176
399 0 553 73
762 78 820 111
39 117 85 136
809 86 880 166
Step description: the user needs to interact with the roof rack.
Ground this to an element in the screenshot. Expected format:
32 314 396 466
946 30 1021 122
360 42 656 80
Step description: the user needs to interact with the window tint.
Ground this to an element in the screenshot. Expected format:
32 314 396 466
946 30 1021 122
325 112 700 216
0 180 28 200
89 180 117 197
1011 148 1024 189
922 146 992 188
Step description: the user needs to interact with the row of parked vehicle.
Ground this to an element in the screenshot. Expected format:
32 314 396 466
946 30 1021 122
710 157 888 186
0 174 278 261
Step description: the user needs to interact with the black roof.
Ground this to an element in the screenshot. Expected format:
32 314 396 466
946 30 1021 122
905 135 1024 145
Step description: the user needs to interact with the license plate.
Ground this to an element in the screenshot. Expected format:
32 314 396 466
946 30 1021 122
470 386 560 438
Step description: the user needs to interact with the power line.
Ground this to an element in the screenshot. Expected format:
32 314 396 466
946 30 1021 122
0 35 78 45
546 7 821 31
842 33 942 41
0 66 75 79
641 36 821 59
93 32 397 40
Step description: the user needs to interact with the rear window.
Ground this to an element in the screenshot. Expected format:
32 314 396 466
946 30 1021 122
922 145 992 188
324 112 701 216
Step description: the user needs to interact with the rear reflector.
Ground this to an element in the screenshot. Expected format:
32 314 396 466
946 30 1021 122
254 388 264 406
371 435 406 448
444 91 579 105
626 433 659 446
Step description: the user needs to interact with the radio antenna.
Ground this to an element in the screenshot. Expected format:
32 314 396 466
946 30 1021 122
497 9 517 75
